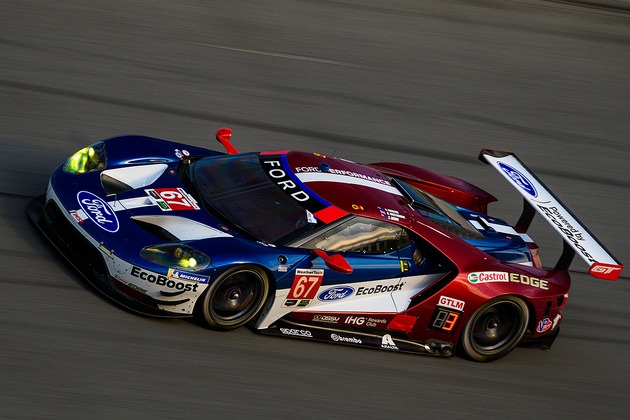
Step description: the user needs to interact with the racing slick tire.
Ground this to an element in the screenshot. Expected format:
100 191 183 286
460 296 529 362
196 265 270 330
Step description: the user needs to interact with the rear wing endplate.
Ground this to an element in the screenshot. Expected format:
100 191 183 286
479 149 623 280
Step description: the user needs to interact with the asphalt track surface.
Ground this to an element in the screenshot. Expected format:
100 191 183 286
2 1 629 418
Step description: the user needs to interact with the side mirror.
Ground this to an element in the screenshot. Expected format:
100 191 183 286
312 249 353 274
215 127 239 154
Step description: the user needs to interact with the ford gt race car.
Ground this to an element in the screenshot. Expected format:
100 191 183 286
28 128 623 362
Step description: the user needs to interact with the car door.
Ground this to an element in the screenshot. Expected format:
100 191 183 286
291 216 409 312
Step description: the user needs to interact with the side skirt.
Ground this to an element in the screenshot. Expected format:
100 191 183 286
259 318 454 357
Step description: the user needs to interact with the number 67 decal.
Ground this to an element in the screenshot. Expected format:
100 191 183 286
288 269 324 299
146 188 200 211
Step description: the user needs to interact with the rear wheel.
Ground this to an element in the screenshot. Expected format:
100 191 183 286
196 266 269 330
460 296 529 362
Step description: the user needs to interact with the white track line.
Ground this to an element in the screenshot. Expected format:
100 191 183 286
190 42 364 67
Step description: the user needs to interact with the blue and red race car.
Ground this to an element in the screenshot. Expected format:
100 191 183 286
28 128 623 361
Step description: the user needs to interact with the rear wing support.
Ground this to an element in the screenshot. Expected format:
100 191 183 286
479 149 623 280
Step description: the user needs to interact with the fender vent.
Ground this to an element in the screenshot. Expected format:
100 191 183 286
132 218 178 242
101 174 133 195
100 164 168 195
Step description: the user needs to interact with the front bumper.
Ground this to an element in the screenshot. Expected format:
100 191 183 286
27 194 189 318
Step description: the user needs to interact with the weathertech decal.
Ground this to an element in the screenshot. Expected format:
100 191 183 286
288 269 324 300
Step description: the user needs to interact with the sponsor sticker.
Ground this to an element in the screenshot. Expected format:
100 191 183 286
145 188 199 211
125 282 147 294
537 205 597 265
552 314 562 330
381 334 399 350
70 210 85 224
317 286 354 301
131 266 199 292
77 191 119 232
508 273 549 290
279 328 312 338
343 316 388 327
378 207 406 221
438 296 465 312
288 269 324 300
167 268 210 284
498 162 537 197
312 315 341 323
468 271 549 290
537 318 552 333
590 264 622 278
261 157 311 203
468 272 509 284
355 282 404 296
282 298 312 308
331 333 362 344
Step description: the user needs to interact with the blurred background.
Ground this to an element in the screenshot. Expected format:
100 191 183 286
1 0 629 418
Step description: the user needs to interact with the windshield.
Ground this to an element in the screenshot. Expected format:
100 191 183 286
190 154 319 243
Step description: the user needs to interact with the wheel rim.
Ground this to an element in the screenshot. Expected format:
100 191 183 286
471 301 524 352
210 269 264 323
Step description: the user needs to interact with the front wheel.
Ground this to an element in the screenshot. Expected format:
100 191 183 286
460 296 529 362
196 266 270 330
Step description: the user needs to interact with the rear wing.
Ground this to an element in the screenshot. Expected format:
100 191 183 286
479 149 623 280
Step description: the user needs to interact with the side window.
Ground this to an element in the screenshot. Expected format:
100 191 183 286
299 217 411 254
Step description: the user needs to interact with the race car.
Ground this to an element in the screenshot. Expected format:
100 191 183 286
27 127 623 362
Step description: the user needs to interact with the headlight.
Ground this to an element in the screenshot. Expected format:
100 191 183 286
63 142 107 174
140 244 211 272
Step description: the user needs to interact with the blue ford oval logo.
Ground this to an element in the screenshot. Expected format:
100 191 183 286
77 191 119 232
498 163 537 197
318 286 354 301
